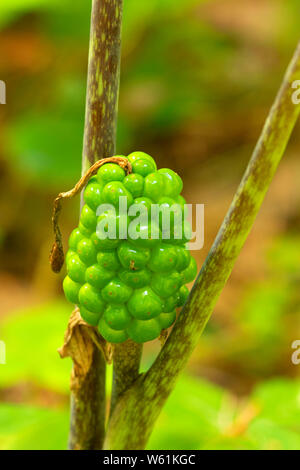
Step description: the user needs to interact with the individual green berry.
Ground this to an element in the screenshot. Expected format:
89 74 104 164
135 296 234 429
79 305 101 326
80 204 97 232
159 310 176 330
97 250 120 271
91 231 120 251
78 223 93 238
69 228 84 251
128 152 157 176
175 194 186 210
85 264 115 289
158 168 183 197
66 253 86 284
130 196 153 222
162 294 179 313
66 249 76 265
123 173 144 198
151 271 182 298
97 163 126 183
98 317 128 343
127 318 161 343
79 283 105 314
63 276 81 304
132 196 153 213
181 257 197 284
143 172 165 202
84 181 103 212
177 285 189 306
119 267 151 288
101 181 133 208
117 242 151 270
101 278 132 304
171 219 192 245
97 210 129 240
148 244 178 272
128 222 161 249
104 304 131 330
127 287 163 320
175 246 191 271
128 151 157 167
77 238 97 266
154 197 183 241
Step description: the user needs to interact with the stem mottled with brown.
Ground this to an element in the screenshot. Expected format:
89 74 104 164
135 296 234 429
67 0 124 450
110 340 143 417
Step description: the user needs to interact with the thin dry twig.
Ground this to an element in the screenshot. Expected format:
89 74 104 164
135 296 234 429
50 156 131 273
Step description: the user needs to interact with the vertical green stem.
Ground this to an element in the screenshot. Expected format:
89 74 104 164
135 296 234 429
110 340 143 417
68 0 123 450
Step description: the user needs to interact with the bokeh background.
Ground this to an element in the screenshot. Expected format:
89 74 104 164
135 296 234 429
1 0 300 450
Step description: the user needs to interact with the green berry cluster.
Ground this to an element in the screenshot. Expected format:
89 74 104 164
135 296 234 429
63 152 197 343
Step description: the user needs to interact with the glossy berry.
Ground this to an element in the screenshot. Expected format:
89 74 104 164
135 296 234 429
101 181 133 208
77 238 97 266
97 163 125 183
143 172 165 202
98 317 128 343
127 317 161 343
182 257 198 284
104 304 131 330
123 173 144 198
69 228 84 251
97 250 121 271
148 244 178 272
128 287 162 320
66 253 86 284
63 276 81 304
159 310 176 330
118 267 151 288
63 153 197 344
128 152 157 176
101 278 132 304
158 168 183 198
162 293 179 313
84 181 103 211
117 242 151 270
85 264 115 289
79 283 105 314
178 285 189 306
80 305 100 326
151 271 182 298
80 204 97 232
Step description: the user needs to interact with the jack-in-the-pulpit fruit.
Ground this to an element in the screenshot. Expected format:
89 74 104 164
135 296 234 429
63 152 197 343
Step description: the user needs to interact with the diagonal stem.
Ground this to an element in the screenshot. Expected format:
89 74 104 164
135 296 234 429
104 41 300 450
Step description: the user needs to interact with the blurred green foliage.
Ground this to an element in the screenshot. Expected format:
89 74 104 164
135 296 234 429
0 301 71 392
2 0 299 189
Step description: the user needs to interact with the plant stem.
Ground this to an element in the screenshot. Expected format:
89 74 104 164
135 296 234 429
68 0 123 450
82 0 123 174
68 345 106 450
109 340 143 417
104 41 300 450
